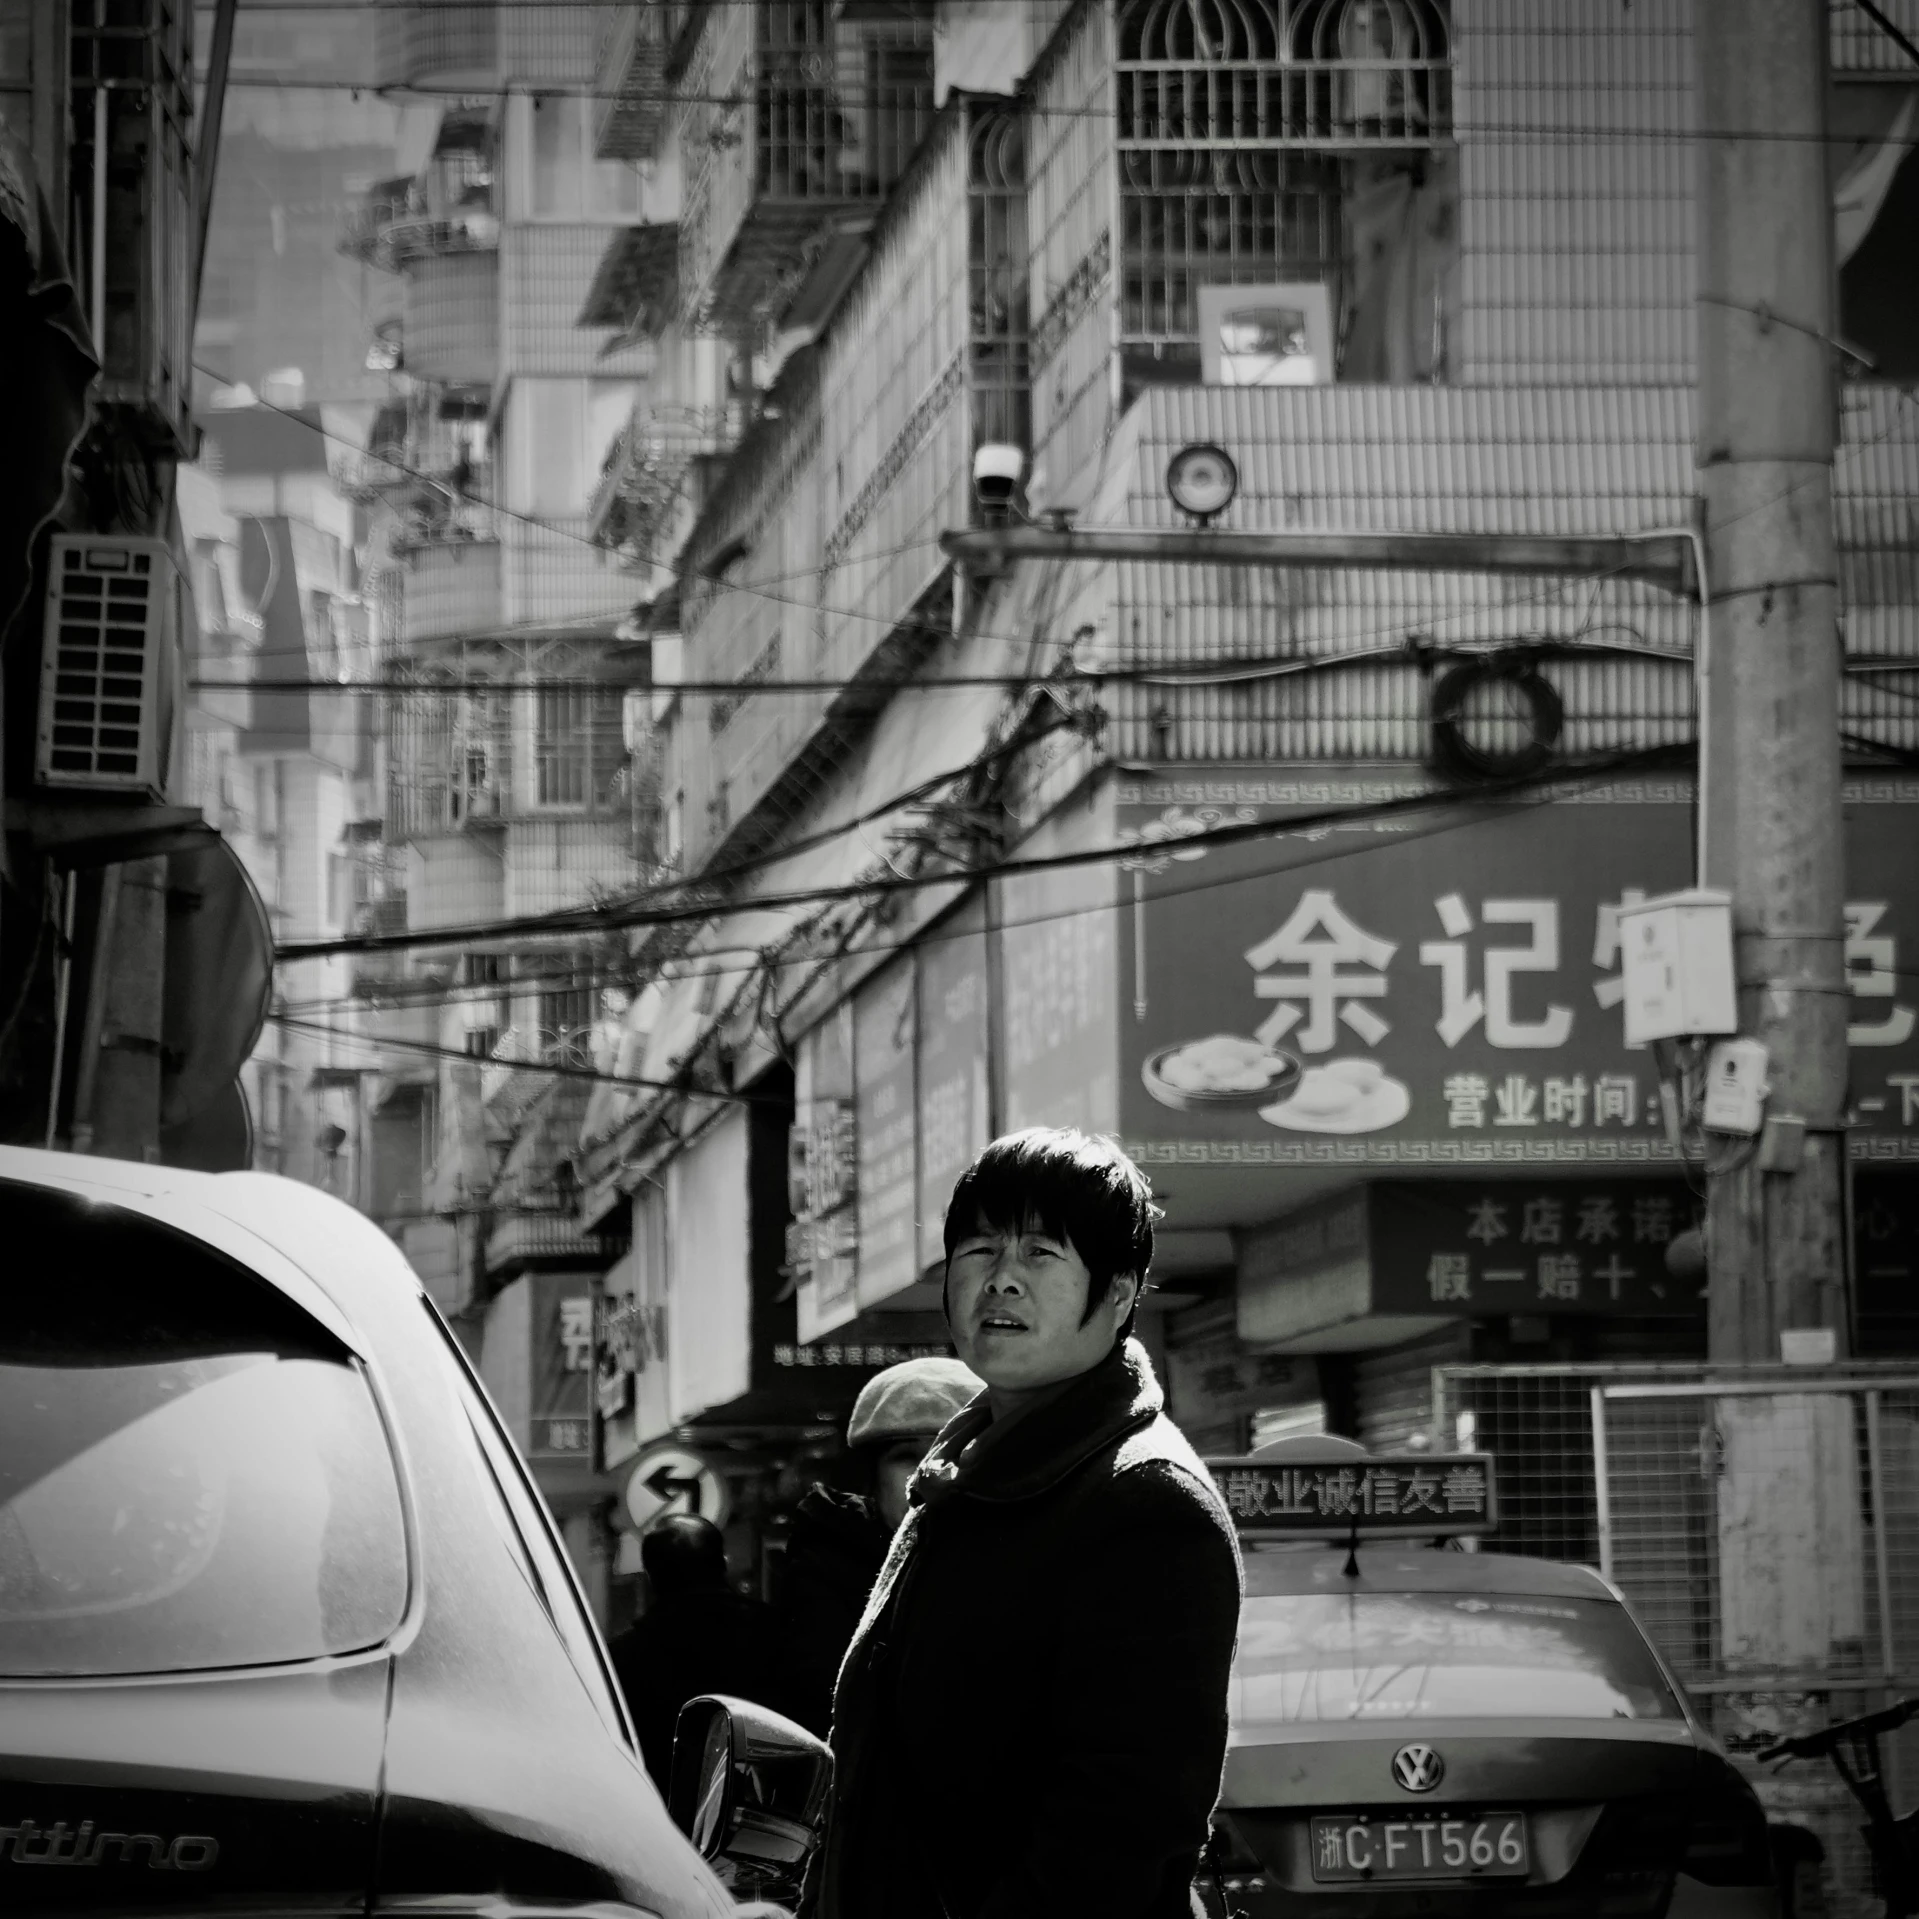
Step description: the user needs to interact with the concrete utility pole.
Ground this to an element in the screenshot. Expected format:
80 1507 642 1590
1696 0 1862 1734
70 857 169 1161
1696 0 1849 1362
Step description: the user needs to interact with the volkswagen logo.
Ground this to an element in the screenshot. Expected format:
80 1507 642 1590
1392 1744 1445 1792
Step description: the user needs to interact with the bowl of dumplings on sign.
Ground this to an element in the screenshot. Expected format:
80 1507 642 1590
1141 1033 1301 1112
1258 1056 1412 1135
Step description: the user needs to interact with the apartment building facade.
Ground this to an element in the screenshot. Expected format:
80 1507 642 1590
564 0 1919 1589
342 3 664 1610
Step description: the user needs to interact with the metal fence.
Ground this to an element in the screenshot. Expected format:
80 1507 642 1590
1434 1363 1919 1919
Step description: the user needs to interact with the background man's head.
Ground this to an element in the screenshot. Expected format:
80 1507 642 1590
641 1514 729 1598
847 1355 983 1527
942 1128 1158 1400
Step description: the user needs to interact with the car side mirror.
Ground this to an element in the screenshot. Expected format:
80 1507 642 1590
667 1693 832 1902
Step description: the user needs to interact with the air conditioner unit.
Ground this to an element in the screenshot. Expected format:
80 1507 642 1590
35 536 181 799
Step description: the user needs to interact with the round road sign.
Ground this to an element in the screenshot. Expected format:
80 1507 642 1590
620 1442 730 1535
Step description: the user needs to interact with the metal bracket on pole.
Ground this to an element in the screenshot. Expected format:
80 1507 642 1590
939 526 1699 598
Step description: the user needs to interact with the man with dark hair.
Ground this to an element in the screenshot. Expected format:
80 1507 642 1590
809 1127 1243 1919
608 1514 784 1789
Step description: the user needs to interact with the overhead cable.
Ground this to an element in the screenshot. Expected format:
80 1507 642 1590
273 740 1696 962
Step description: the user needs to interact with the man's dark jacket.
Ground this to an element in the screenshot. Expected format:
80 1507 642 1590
608 1586 786 1789
776 1484 890 1736
810 1337 1242 1919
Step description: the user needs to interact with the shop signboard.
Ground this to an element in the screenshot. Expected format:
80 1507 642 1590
1854 1171 1919 1351
918 899 992 1268
1238 1177 1707 1347
1118 772 1919 1167
1166 1329 1320 1431
1209 1452 1497 1536
997 861 1119 1136
855 956 919 1309
795 1003 860 1342
1368 1180 1705 1317
528 1271 594 1458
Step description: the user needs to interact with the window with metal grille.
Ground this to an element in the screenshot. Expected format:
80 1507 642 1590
1114 0 1451 379
534 686 623 809
970 105 1030 452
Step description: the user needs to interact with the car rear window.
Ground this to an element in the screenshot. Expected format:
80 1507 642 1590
0 1182 408 1676
1231 1590 1683 1729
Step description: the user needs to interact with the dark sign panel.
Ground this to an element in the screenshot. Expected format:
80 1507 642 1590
529 1272 594 1458
1370 1180 1705 1317
1116 773 1919 1169
1208 1453 1499 1535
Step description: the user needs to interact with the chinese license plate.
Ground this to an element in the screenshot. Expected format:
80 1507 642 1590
1309 1813 1530 1883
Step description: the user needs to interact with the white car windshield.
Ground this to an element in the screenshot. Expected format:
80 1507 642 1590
1231 1591 1682 1731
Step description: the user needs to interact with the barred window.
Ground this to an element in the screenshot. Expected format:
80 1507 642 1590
1114 0 1451 372
534 686 623 810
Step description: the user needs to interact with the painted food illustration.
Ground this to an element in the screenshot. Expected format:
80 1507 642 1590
1259 1056 1412 1134
1141 1034 1302 1111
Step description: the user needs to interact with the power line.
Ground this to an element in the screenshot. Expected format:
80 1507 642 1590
195 67 1919 147
267 1011 778 1104
272 739 1696 961
275 741 1919 1026
188 638 1695 700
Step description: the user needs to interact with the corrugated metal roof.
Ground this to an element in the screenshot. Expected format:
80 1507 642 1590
1068 381 1919 761
1832 0 1919 70
1116 386 1697 536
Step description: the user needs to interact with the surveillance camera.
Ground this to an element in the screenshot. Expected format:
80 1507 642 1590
972 443 1025 514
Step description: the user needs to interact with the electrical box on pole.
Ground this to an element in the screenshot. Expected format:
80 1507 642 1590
1615 890 1738 1047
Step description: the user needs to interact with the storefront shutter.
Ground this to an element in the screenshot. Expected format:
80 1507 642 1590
1353 1325 1470 1452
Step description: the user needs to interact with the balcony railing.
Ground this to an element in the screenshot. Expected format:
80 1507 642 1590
341 158 500 274
482 1027 592 1125
593 3 676 161
392 469 499 555
484 1209 604 1278
385 674 627 840
679 1 934 332
589 404 740 567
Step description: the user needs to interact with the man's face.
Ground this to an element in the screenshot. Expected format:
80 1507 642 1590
945 1215 1132 1395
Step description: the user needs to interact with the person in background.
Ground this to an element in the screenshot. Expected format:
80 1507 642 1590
808 1127 1243 1919
776 1355 982 1737
608 1513 784 1789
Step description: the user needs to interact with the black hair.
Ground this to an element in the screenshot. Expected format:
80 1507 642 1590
941 1128 1160 1339
641 1514 729 1595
